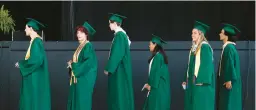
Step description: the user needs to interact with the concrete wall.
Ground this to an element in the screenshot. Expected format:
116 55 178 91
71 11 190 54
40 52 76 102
0 41 254 110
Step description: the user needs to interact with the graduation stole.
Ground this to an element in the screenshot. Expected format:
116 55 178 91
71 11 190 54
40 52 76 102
70 41 87 85
218 41 236 76
186 41 210 78
25 36 42 60
149 52 159 76
194 44 202 78
186 42 201 78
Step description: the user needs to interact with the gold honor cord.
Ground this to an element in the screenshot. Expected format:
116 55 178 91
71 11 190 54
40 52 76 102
25 36 42 60
70 41 87 85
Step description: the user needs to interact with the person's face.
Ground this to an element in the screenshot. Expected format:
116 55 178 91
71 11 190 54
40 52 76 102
191 28 201 42
109 20 117 31
76 30 87 42
219 29 227 41
25 25 32 36
149 41 156 52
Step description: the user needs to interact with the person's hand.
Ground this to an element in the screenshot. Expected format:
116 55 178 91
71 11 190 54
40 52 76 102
182 82 187 89
182 82 186 86
67 60 72 68
104 70 108 76
145 83 151 91
15 62 19 68
224 81 232 89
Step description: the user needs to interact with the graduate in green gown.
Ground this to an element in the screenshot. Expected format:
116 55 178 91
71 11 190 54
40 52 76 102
15 18 51 110
216 23 242 110
142 34 171 110
67 22 98 110
104 13 134 110
182 21 215 110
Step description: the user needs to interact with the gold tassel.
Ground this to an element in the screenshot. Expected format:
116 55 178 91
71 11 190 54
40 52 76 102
69 74 77 85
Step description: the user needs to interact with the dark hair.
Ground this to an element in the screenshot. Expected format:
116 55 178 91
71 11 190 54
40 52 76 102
76 26 89 40
224 30 238 42
148 43 168 64
110 20 121 26
27 25 41 35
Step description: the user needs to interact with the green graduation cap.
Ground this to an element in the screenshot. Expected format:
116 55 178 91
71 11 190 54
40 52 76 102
222 23 241 36
151 34 167 47
82 22 96 38
26 18 45 31
109 13 127 24
194 21 210 35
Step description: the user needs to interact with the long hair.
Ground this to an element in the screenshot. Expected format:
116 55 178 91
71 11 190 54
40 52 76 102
193 30 208 55
148 43 168 64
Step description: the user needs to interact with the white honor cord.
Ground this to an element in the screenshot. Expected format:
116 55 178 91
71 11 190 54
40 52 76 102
147 91 150 97
141 84 146 91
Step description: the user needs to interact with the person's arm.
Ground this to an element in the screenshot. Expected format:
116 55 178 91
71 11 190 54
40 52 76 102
19 38 44 77
104 32 126 74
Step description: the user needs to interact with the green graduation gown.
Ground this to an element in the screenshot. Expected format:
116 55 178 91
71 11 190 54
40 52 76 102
18 37 51 110
143 53 171 110
216 42 242 110
184 41 215 110
105 31 135 110
67 42 98 110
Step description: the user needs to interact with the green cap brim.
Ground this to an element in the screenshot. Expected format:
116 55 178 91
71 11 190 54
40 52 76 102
151 34 167 46
109 13 127 24
194 21 210 35
222 23 241 35
26 18 45 31
82 22 96 39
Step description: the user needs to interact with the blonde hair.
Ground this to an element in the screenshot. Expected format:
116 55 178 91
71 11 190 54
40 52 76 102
194 30 208 55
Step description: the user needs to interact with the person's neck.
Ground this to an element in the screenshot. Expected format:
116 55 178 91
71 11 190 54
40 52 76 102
195 39 200 45
30 32 39 40
223 38 228 44
114 26 121 33
79 39 87 44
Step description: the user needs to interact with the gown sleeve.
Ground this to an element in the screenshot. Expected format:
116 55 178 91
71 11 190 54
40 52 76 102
196 44 214 85
71 43 94 78
223 45 237 82
18 38 44 77
104 32 126 74
148 54 164 89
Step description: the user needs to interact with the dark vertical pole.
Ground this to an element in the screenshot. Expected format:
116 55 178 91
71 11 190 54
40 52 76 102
61 1 75 41
70 0 75 41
